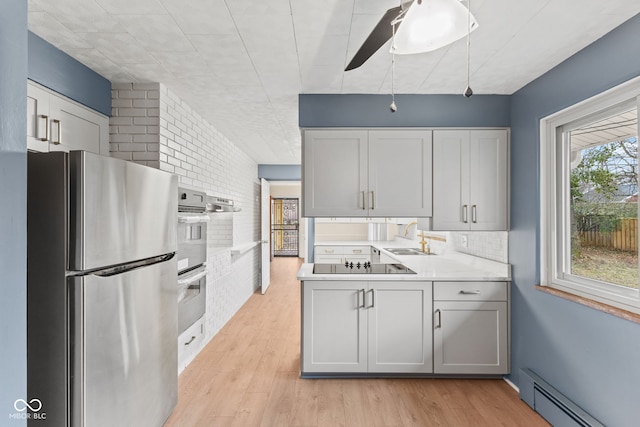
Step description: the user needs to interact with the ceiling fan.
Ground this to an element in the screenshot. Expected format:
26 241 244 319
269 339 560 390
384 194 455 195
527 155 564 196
344 0 478 71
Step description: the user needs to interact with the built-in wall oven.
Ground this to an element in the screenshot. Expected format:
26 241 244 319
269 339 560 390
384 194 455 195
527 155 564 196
177 188 208 334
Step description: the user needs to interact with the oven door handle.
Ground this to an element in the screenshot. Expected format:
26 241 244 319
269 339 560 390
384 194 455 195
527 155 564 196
177 270 207 286
178 214 210 224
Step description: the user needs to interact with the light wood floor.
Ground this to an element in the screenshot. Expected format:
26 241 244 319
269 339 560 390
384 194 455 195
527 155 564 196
164 257 548 427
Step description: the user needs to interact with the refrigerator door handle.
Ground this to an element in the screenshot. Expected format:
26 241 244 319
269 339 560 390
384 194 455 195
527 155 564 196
91 253 175 277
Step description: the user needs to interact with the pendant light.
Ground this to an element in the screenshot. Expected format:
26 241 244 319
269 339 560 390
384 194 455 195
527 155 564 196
391 0 478 55
463 0 473 97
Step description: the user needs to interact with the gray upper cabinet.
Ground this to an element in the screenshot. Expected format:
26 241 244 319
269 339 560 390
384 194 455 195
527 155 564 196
27 80 109 155
303 129 432 217
433 129 509 231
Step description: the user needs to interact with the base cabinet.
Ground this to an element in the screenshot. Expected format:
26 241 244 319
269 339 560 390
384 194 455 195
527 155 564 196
433 282 509 375
302 281 432 374
178 316 205 374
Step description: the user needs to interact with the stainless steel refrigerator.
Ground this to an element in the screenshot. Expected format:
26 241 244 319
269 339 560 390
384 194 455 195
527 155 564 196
27 151 178 427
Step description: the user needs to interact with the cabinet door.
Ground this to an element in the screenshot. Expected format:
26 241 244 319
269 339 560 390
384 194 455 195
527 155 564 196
368 282 433 373
368 130 433 217
48 94 109 155
303 130 368 217
27 82 51 152
433 301 508 374
433 130 469 230
469 130 508 230
302 281 367 373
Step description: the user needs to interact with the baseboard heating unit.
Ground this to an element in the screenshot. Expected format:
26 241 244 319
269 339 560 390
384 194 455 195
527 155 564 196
519 369 604 427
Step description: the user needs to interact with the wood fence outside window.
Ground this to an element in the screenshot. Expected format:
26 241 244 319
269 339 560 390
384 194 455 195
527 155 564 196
579 218 638 251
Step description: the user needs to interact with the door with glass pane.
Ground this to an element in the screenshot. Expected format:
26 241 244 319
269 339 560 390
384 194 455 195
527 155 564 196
272 198 299 257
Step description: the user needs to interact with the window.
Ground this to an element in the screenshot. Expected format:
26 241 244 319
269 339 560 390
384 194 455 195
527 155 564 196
541 77 640 313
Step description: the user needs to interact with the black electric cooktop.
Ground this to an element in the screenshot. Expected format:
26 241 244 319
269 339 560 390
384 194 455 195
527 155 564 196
313 262 416 275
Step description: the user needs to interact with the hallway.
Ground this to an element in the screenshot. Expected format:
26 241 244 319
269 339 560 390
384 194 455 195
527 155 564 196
164 257 547 426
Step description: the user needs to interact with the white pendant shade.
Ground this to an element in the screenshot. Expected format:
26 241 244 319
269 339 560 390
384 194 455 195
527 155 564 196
392 0 478 55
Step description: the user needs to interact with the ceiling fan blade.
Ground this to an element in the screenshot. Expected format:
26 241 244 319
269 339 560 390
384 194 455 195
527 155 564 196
344 5 404 71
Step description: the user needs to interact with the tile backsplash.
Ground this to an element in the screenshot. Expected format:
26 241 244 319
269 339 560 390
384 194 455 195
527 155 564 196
450 231 508 263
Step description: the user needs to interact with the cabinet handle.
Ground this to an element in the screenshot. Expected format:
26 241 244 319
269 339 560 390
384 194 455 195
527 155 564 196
472 205 477 223
358 289 365 309
184 336 196 346
367 289 375 308
37 114 50 141
370 191 375 210
52 119 61 145
361 191 366 210
459 290 481 295
435 309 442 329
462 205 468 223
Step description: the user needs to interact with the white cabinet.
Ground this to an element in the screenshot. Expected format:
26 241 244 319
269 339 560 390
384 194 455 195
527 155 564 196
302 281 432 374
433 129 508 231
303 129 432 218
27 80 109 155
367 130 432 217
433 281 509 375
367 282 433 373
303 129 368 217
314 246 344 264
178 316 205 374
314 245 371 264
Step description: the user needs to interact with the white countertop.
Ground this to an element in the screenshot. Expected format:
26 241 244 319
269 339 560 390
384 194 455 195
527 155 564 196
297 240 511 282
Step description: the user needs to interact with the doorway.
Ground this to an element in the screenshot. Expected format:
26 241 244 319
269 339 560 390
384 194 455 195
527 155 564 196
272 198 299 257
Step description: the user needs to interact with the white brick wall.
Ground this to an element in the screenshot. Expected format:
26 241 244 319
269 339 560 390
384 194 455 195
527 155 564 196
110 83 161 168
111 82 261 359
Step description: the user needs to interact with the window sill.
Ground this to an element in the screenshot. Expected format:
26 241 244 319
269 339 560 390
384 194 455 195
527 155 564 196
536 285 640 324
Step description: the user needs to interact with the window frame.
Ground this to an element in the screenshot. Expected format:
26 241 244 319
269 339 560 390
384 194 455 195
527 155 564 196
540 76 640 314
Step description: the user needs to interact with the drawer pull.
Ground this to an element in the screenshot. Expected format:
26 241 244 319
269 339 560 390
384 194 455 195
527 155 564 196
184 336 196 346
325 249 334 254
352 249 362 254
459 290 481 295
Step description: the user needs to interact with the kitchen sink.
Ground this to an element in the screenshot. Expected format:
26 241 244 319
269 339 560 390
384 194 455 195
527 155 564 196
383 248 435 256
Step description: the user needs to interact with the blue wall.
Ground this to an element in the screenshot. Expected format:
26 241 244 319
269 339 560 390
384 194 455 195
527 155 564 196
0 1 27 425
510 13 640 427
28 32 111 116
299 94 510 128
258 164 301 181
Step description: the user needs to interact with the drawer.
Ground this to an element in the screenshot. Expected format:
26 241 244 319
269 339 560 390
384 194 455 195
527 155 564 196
178 317 205 373
315 246 343 255
434 281 508 301
315 254 344 264
342 246 371 255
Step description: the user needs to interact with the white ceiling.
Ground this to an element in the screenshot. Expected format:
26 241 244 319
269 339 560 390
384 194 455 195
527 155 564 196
27 0 640 164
